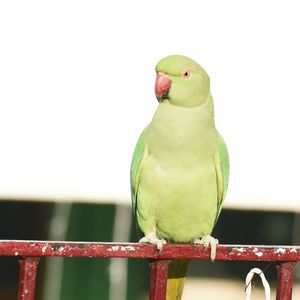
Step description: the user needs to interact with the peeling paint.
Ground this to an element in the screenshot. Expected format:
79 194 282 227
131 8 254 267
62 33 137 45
291 248 297 253
236 247 245 253
255 252 263 257
106 245 135 253
14 252 19 256
276 248 286 254
42 245 47 253
108 245 136 252
125 246 135 251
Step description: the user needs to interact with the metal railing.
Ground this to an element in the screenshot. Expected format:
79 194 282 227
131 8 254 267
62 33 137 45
0 240 299 300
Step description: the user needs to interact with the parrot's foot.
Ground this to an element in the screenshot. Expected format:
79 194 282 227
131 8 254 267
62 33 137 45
139 231 166 253
194 235 219 261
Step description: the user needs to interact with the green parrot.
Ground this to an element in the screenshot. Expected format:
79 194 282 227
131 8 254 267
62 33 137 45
130 55 229 299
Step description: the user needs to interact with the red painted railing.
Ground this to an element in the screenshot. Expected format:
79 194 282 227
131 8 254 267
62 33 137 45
0 240 299 300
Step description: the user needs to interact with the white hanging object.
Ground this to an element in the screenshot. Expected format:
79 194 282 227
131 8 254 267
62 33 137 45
245 268 271 300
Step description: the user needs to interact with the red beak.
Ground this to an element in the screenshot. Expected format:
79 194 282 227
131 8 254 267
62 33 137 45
155 72 172 100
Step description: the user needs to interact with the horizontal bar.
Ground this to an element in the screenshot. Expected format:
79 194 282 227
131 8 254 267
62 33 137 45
0 240 299 261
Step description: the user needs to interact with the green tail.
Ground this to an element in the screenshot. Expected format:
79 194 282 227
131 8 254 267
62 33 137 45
166 260 189 300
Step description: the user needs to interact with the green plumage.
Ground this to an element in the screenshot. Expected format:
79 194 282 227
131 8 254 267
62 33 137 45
130 55 229 299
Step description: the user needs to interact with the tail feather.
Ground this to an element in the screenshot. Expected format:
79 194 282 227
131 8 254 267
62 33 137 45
166 260 189 300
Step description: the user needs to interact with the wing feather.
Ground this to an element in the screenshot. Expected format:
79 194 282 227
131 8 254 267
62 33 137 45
130 128 148 213
214 133 230 224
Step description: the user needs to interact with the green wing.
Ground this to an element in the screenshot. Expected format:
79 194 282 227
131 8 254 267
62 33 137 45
130 128 148 213
214 133 230 223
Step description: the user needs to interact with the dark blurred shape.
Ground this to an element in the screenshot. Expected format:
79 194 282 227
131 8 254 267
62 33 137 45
0 201 53 300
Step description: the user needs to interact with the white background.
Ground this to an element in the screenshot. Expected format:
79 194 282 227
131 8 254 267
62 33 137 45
0 1 299 211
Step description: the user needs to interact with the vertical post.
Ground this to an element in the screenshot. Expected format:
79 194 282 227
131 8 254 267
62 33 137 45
18 257 41 300
276 261 296 300
149 260 171 300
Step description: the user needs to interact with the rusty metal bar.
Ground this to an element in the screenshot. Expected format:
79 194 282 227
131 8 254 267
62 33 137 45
276 261 296 300
0 241 299 262
18 257 40 300
0 241 298 300
149 260 171 300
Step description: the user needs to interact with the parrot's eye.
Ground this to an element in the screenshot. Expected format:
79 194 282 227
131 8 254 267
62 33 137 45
181 70 191 79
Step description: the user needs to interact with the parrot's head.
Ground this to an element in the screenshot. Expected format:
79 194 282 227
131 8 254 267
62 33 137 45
155 55 210 108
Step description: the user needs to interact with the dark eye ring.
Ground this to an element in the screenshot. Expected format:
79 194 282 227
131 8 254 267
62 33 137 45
182 70 191 78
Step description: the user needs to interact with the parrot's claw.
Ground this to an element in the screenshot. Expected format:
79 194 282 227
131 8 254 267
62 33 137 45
139 232 166 253
194 235 219 261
